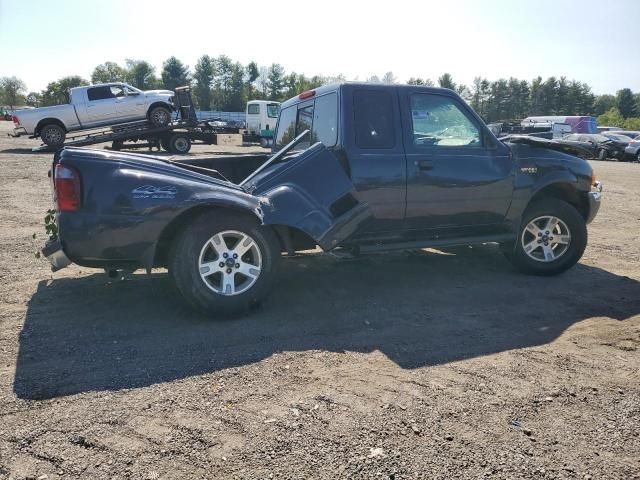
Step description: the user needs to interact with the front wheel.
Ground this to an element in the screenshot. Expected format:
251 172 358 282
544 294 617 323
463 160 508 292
148 105 172 127
169 211 281 316
503 199 587 276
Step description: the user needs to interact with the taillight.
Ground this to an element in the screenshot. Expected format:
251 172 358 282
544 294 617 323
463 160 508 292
298 90 316 100
12 115 19 125
54 164 81 211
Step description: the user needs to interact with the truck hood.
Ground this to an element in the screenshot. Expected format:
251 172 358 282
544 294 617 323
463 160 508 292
501 134 593 158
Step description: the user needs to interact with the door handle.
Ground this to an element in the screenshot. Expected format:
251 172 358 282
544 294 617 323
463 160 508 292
415 160 434 171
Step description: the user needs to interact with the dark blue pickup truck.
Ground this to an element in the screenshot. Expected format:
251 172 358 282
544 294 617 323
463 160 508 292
44 83 602 315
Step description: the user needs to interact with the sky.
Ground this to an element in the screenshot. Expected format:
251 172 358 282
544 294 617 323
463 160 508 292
1 0 639 95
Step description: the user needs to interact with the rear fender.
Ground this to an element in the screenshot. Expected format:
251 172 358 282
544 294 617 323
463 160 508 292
249 143 372 250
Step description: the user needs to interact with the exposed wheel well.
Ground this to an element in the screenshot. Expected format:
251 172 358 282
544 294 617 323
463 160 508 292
35 118 66 136
153 205 261 266
528 183 589 220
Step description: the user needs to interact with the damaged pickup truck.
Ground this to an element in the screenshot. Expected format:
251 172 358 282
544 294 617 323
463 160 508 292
43 83 603 315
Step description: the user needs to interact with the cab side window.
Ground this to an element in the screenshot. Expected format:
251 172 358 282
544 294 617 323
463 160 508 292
87 86 114 101
410 94 481 147
353 90 395 149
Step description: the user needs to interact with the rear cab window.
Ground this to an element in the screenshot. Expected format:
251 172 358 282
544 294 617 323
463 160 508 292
274 91 339 151
247 104 260 115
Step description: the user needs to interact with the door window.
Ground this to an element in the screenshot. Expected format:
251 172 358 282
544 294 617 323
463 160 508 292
110 85 125 98
410 94 481 147
247 104 260 115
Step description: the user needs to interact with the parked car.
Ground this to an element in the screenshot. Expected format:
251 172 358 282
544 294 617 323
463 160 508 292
608 130 640 140
11 83 175 147
625 136 640 162
1 107 13 121
43 83 602 316
563 133 628 160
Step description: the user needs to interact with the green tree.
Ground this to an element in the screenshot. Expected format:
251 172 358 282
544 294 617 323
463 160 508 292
437 73 456 90
227 62 246 111
91 62 126 84
193 55 214 110
616 88 637 118
161 56 190 91
26 92 41 107
597 107 625 127
40 76 88 106
125 59 158 90
592 94 615 116
267 63 286 100
246 61 260 100
0 76 27 108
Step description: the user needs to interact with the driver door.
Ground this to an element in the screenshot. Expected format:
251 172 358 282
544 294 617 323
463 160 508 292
400 90 514 233
114 85 145 121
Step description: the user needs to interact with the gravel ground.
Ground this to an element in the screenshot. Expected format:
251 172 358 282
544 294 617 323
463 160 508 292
0 121 638 479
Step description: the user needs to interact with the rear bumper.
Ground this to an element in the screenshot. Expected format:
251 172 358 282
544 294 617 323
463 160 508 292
586 182 602 224
42 239 72 272
10 127 27 137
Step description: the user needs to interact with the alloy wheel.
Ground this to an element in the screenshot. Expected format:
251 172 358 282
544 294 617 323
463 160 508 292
521 215 571 262
198 230 262 296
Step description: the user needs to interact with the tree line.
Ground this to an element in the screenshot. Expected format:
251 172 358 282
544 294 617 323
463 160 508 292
1 55 639 129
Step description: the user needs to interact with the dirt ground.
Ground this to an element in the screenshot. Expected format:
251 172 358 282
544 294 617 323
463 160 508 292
0 121 638 480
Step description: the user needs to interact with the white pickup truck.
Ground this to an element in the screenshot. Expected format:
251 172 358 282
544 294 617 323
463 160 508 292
11 83 175 146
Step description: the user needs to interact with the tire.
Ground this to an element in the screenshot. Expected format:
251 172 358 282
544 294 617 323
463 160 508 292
503 199 587 276
259 137 268 148
111 140 123 151
168 211 281 316
40 123 66 147
148 105 172 127
168 134 191 154
598 148 607 161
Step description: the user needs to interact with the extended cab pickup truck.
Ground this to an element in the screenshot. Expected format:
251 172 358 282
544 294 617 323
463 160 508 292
12 83 174 147
43 83 602 315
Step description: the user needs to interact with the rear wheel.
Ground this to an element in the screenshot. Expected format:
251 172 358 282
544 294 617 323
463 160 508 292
148 105 172 127
169 211 281 316
168 134 191 154
40 123 66 147
503 199 587 276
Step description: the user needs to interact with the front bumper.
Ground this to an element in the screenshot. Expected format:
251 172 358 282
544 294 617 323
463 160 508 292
625 145 639 157
10 126 27 137
42 239 72 272
586 181 603 224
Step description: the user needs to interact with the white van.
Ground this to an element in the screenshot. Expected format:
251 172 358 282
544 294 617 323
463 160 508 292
246 100 280 147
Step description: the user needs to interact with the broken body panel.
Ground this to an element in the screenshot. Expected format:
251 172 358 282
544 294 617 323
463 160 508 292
53 141 371 271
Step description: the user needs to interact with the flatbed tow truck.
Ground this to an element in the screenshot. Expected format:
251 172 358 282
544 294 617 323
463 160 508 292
28 87 238 154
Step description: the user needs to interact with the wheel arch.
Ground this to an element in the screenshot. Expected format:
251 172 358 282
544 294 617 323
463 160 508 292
147 101 175 117
153 203 263 267
35 118 67 135
526 182 589 220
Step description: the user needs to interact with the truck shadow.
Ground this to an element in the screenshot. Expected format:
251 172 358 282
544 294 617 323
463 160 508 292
14 245 640 399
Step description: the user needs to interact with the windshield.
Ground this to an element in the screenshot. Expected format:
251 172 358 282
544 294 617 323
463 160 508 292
604 133 632 142
267 103 279 118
